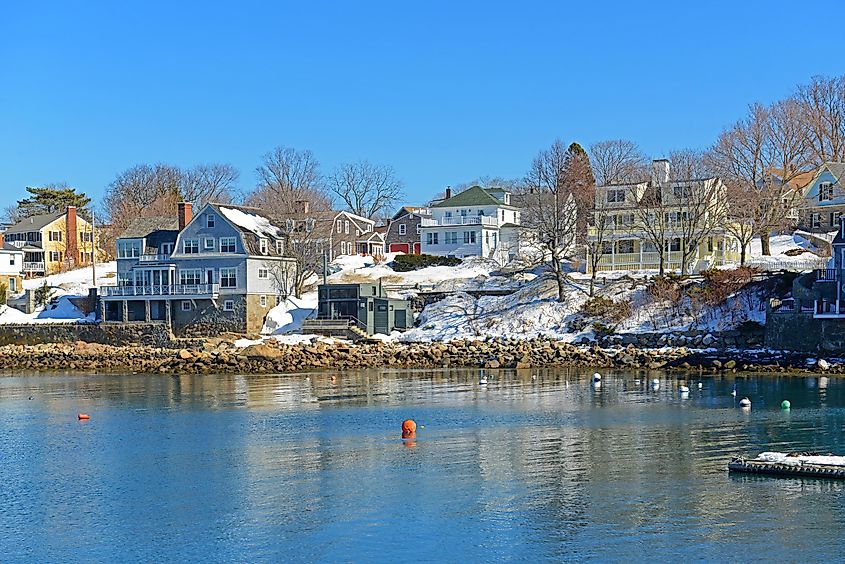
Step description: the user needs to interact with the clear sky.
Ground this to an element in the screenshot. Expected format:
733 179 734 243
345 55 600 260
2 0 844 208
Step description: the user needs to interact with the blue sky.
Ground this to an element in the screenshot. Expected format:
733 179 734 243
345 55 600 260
2 0 844 209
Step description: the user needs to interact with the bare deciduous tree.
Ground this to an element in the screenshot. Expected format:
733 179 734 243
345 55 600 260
103 163 184 233
182 164 240 206
795 74 845 164
522 139 578 302
246 146 331 214
589 139 650 186
584 194 613 296
328 161 403 219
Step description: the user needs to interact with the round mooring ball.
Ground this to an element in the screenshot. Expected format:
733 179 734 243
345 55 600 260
781 400 791 410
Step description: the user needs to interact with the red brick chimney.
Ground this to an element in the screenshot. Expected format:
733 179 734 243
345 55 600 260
178 202 193 231
295 200 310 214
445 186 453 199
66 206 79 264
0 232 5 248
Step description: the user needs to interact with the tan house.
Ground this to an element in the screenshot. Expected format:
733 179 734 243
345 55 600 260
274 202 385 259
0 235 24 297
3 207 105 277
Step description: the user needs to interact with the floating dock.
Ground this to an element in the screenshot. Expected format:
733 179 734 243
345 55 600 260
729 455 845 479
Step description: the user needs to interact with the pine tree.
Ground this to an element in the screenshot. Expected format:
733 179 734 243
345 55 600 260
15 183 92 220
563 142 596 247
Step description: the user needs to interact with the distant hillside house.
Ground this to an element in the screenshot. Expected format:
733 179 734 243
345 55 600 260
3 206 104 277
420 186 533 264
0 233 24 296
798 163 845 235
100 202 297 336
274 201 385 259
385 206 430 255
587 160 740 273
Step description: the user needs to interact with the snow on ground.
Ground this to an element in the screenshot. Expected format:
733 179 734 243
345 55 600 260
745 234 827 269
0 262 117 324
262 294 318 335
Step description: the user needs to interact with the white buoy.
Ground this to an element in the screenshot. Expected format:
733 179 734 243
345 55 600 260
652 378 660 385
679 385 690 393
698 382 703 389
479 377 488 385
593 381 601 390
680 391 690 399
739 397 751 409
592 372 602 382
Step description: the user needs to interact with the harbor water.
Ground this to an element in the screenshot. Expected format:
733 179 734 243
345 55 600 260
2 369 845 562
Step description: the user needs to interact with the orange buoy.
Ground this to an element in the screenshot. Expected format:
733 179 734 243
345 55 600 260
401 419 417 439
77 413 90 420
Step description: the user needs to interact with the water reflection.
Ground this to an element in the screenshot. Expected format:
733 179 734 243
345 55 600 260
2 369 845 561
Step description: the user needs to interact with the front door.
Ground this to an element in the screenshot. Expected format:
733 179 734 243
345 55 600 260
206 269 215 285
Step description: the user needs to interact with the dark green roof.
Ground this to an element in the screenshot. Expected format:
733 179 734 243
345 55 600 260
432 185 506 208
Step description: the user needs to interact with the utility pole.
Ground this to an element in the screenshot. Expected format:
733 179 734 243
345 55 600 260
91 210 97 287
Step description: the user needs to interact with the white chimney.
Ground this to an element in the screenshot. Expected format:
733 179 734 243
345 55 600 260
652 159 670 184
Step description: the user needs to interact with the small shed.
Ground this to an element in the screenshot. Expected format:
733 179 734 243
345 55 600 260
316 283 413 335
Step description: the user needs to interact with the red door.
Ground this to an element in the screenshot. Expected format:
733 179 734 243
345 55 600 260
413 242 421 255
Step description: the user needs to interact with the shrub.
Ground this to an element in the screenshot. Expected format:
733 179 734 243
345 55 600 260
0 282 6 305
35 281 54 308
582 296 631 323
592 321 616 337
392 254 462 272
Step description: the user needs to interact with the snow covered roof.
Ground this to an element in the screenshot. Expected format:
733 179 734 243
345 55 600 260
217 205 285 239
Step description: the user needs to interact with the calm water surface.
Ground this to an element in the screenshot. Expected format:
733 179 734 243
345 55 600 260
2 368 845 562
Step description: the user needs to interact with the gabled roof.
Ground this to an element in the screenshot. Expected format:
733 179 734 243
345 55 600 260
213 203 285 239
4 211 64 234
119 216 180 239
392 206 431 220
432 185 512 208
821 162 845 184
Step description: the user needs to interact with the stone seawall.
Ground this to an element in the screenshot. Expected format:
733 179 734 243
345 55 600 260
594 328 765 350
0 322 175 347
766 312 845 353
0 337 835 375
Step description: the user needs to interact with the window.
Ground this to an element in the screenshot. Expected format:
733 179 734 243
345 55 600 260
220 267 237 288
204 237 215 250
426 232 439 245
48 231 62 242
9 278 16 292
206 214 215 228
220 237 237 253
486 232 490 245
181 301 192 311
445 211 453 219
79 232 92 243
607 189 626 203
179 269 202 285
668 238 681 252
601 241 613 254
445 232 457 244
336 220 342 233
398 224 407 236
340 241 347 255
223 300 234 311
276 240 284 254
463 231 476 244
183 239 199 254
10 255 15 265
811 213 821 229
259 239 268 254
460 209 468 217
501 210 505 221
707 237 714 253
643 240 657 253
416 224 421 234
673 186 691 199
344 220 350 234
49 251 62 262
617 240 635 254
160 243 173 255
258 268 269 279
830 212 841 228
260 295 267 307
820 183 834 202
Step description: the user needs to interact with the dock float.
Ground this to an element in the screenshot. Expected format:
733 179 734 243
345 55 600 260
729 453 845 479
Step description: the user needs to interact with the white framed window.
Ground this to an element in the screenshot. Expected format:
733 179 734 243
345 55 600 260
445 232 457 244
220 267 237 288
398 224 407 236
673 186 691 199
445 211 453 218
607 189 626 203
223 300 234 311
258 268 269 279
344 220 349 234
48 231 62 242
812 213 821 229
160 243 173 255
49 251 62 262
275 240 284 254
181 301 192 311
9 278 16 292
220 237 236 253
426 232 439 245
9 255 15 266
183 239 199 254
179 269 202 285
830 211 841 228
819 183 834 202
336 220 342 233
206 214 215 228
340 241 347 255
260 295 267 307
463 231 476 244
259 239 268 254
204 237 215 250
117 240 142 258
416 224 421 234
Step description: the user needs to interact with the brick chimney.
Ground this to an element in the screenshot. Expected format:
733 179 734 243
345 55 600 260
445 186 453 199
294 200 310 214
0 232 5 248
178 202 193 231
66 206 79 264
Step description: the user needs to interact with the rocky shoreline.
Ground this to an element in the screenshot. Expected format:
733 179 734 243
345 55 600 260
0 337 839 375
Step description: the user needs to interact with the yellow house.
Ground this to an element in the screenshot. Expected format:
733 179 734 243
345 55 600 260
3 206 105 277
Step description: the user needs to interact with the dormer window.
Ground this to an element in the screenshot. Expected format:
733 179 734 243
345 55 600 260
276 240 284 254
259 238 268 254
607 189 626 203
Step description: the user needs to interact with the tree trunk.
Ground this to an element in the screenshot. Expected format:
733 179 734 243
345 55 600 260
740 245 746 266
552 255 566 302
658 253 665 277
589 271 596 297
761 231 771 255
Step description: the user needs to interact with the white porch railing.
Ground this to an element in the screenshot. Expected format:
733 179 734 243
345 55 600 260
23 262 45 272
100 284 220 297
138 253 173 262
421 216 498 227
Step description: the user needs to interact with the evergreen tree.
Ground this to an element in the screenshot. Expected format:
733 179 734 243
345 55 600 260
14 183 92 220
563 142 597 247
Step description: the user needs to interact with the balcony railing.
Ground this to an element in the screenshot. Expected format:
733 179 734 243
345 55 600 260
100 284 220 298
23 262 45 272
816 268 838 281
421 216 498 227
138 253 174 263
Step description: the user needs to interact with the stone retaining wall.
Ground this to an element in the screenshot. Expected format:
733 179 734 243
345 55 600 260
0 322 174 347
593 327 765 350
765 312 845 353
